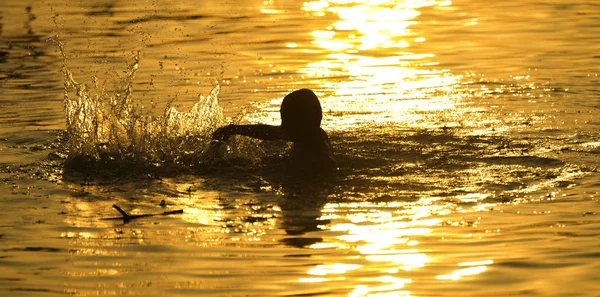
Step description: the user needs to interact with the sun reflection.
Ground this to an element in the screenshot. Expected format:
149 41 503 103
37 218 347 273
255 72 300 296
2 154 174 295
256 0 500 295
301 195 498 295
350 276 412 297
436 260 493 281
294 0 461 130
308 263 364 276
301 201 439 295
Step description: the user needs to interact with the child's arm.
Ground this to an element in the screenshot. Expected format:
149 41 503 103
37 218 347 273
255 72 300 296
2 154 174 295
212 124 287 141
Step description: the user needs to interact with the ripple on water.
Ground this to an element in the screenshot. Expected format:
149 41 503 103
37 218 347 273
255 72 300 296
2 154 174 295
1 0 600 296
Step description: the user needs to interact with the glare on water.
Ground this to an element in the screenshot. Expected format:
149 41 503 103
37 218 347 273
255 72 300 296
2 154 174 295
0 0 599 296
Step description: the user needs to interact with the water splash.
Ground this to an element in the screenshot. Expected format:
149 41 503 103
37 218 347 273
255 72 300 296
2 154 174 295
56 41 226 170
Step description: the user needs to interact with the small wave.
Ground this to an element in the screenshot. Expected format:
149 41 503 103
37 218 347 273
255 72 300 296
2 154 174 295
115 14 208 25
4 247 66 253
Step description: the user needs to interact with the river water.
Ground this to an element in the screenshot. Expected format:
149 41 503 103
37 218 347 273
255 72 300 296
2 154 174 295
1 0 599 296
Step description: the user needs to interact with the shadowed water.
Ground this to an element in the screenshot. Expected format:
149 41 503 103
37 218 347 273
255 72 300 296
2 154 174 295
1 0 599 296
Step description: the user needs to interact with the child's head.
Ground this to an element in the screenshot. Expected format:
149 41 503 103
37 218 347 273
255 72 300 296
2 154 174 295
280 89 323 141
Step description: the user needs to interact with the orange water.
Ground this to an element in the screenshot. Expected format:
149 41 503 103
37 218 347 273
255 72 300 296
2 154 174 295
1 0 599 296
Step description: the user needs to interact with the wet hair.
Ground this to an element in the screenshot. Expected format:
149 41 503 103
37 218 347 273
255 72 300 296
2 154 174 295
280 89 323 141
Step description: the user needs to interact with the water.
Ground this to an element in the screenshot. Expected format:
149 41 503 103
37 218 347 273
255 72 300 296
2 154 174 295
1 0 600 296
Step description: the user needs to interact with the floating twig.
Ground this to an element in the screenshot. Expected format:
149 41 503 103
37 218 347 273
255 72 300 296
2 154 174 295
102 204 183 223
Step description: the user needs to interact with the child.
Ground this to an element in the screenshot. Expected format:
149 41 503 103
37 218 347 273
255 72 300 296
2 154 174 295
212 89 336 178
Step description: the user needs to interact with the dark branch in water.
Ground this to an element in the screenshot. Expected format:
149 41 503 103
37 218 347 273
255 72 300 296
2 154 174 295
103 204 183 223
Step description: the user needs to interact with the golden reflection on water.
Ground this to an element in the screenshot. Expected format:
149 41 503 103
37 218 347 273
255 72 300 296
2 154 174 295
274 1 496 295
307 201 437 295
297 0 460 131
303 200 497 295
436 259 493 281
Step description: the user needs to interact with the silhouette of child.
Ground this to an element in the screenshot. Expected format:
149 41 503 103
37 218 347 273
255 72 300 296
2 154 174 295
212 89 336 178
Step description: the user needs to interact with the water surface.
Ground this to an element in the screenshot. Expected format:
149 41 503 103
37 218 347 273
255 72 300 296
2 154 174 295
1 0 599 296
